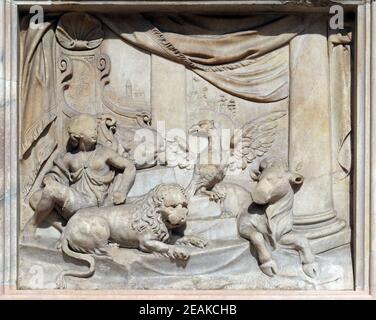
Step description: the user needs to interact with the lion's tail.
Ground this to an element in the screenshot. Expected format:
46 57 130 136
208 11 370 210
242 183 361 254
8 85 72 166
56 236 96 289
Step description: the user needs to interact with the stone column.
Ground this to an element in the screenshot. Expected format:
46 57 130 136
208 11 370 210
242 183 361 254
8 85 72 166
0 0 19 293
0 0 5 295
370 0 376 297
289 15 349 253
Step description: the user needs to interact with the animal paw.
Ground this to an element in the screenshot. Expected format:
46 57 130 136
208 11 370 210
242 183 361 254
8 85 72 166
188 236 208 248
108 242 119 248
56 276 67 289
94 247 112 259
221 211 235 218
208 191 221 202
260 260 278 277
200 189 221 202
168 247 190 261
302 262 319 278
176 236 208 248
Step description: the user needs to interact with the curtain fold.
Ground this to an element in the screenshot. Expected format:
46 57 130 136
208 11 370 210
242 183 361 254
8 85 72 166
329 31 352 178
20 16 58 195
20 16 58 156
97 14 304 102
20 13 305 194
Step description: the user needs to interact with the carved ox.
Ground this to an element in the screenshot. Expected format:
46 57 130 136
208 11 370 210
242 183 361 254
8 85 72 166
238 160 319 278
214 159 318 278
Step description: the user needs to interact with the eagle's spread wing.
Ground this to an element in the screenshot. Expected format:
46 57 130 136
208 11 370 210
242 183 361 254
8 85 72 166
229 111 287 172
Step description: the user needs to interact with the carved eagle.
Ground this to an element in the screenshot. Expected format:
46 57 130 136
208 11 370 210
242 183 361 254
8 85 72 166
185 111 287 199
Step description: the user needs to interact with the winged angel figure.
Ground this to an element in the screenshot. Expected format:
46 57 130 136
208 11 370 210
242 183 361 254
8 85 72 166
185 111 287 200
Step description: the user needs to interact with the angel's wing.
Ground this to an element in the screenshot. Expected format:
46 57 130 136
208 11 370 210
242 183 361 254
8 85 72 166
164 135 196 170
229 111 287 171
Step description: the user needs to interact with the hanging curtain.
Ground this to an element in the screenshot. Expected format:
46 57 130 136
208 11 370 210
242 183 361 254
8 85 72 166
20 13 305 195
97 14 304 102
329 31 352 178
20 15 59 195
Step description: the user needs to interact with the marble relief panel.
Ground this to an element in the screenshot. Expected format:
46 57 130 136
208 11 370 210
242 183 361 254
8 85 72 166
18 11 354 290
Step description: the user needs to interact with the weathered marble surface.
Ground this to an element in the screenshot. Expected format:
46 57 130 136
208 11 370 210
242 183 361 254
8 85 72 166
1 0 376 298
19 239 353 290
16 10 353 290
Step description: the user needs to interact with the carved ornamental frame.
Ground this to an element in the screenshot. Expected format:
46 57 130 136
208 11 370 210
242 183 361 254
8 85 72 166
0 0 375 299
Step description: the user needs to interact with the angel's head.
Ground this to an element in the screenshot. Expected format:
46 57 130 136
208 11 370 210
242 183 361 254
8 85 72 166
189 120 216 137
67 114 98 151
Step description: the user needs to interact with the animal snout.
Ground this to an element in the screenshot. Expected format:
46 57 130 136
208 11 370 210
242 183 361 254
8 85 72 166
251 189 270 205
189 124 200 134
167 214 186 225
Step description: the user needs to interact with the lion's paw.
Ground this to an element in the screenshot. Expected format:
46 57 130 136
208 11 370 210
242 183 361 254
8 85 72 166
168 246 190 261
199 189 222 202
190 237 207 248
176 236 207 248
221 211 235 218
208 191 221 202
302 262 319 278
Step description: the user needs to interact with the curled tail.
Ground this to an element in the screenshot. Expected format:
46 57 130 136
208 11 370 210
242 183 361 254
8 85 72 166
56 237 96 289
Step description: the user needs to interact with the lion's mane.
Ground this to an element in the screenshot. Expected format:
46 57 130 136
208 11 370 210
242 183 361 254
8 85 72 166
130 183 186 242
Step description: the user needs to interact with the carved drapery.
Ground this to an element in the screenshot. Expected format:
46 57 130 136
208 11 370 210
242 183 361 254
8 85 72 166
16 8 358 291
20 13 352 253
20 13 303 196
328 28 352 235
20 16 58 195
329 30 352 178
97 14 304 102
20 13 154 196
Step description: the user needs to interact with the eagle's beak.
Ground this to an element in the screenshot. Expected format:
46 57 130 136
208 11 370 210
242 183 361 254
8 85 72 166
189 124 200 135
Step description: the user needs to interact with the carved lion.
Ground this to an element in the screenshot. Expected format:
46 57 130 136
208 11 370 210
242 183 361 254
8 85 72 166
56 183 206 289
